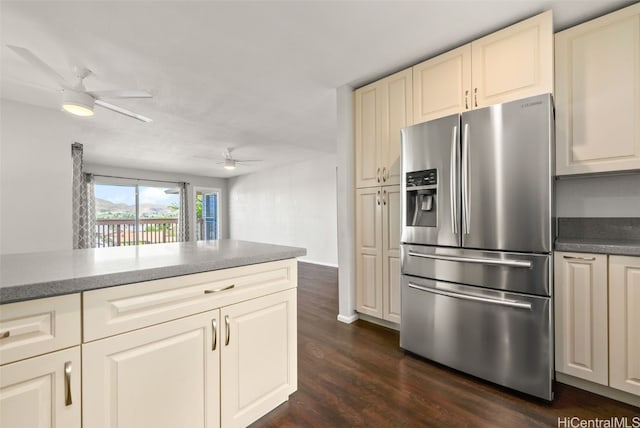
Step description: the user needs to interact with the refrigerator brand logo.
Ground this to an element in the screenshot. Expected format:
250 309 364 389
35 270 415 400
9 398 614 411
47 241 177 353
521 101 543 108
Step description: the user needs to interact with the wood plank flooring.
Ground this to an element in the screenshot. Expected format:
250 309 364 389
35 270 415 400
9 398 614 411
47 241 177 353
252 262 639 427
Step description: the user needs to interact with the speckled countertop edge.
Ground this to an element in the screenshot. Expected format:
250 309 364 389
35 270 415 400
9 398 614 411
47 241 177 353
555 239 640 256
0 240 306 304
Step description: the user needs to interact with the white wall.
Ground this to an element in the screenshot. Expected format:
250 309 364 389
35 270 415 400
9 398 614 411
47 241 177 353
1 99 74 255
84 163 230 239
556 174 640 217
228 154 338 266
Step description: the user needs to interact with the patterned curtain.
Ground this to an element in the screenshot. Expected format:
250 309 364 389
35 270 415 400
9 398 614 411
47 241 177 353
72 143 96 249
177 182 189 242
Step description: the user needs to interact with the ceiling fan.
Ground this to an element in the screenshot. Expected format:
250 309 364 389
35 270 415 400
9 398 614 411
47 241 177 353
7 45 153 122
216 148 261 170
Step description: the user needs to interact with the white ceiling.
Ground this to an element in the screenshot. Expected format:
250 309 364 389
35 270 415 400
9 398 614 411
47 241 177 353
0 0 634 178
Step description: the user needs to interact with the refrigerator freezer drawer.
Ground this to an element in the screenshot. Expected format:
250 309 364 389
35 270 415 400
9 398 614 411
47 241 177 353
400 275 553 400
401 244 551 296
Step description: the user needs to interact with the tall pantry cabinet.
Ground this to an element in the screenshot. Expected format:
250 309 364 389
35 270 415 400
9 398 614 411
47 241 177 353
354 69 411 324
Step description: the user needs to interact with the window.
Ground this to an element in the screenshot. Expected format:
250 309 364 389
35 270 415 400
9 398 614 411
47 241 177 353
195 189 219 241
94 179 180 247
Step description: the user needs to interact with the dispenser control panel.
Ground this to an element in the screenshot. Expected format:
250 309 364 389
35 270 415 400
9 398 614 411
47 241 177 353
406 169 437 187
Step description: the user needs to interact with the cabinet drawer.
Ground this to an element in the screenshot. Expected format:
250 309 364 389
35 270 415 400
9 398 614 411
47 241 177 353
0 294 81 365
84 259 297 342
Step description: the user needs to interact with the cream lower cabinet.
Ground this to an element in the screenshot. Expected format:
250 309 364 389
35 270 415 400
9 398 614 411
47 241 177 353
609 255 640 395
82 310 221 428
221 288 297 427
356 185 401 323
555 252 640 397
555 3 640 175
0 294 82 428
0 347 81 428
554 252 608 384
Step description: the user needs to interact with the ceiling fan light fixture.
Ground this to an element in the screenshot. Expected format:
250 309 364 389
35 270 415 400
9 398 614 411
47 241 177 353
62 89 95 117
224 158 236 170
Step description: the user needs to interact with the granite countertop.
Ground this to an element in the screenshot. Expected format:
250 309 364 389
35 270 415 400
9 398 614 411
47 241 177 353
554 217 640 256
0 240 306 304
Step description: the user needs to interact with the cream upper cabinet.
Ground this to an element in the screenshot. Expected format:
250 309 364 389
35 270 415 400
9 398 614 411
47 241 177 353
0 347 81 428
220 288 297 427
472 10 553 109
355 185 401 323
413 45 472 124
609 255 640 396
554 252 608 385
555 3 640 175
355 69 412 188
412 11 552 124
83 309 221 428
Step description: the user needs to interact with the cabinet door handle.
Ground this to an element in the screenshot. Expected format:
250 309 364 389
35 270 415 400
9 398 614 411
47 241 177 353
377 190 381 206
382 167 387 182
465 90 469 109
563 255 596 261
64 361 73 406
474 88 478 107
211 319 217 351
204 284 235 294
377 167 381 183
383 189 387 205
224 315 230 346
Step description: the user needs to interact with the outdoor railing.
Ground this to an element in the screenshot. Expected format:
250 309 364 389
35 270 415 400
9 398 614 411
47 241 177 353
96 218 207 247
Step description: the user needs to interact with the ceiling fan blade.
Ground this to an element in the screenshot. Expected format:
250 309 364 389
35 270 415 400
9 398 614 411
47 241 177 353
7 45 68 87
95 99 153 123
237 159 261 163
89 89 152 99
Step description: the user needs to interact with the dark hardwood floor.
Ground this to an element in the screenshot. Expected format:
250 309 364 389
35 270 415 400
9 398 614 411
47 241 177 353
252 262 639 427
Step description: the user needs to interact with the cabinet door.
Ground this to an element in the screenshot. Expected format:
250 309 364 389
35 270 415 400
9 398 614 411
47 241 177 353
354 82 382 188
83 310 220 428
0 347 80 428
554 252 608 385
555 3 640 175
472 10 553 108
382 185 401 323
413 44 471 124
355 187 383 318
381 69 412 186
220 288 297 428
609 255 640 396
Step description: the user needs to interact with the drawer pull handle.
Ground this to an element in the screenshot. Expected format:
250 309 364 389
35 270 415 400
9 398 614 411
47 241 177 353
563 255 596 261
212 319 217 351
0 331 9 339
64 361 73 406
225 315 230 346
204 284 235 294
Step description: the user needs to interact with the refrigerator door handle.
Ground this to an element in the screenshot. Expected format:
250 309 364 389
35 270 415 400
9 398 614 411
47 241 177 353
407 250 532 268
462 123 470 234
450 125 458 235
407 282 532 310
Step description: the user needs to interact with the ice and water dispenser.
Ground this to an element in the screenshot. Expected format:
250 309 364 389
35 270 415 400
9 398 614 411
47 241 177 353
406 168 437 227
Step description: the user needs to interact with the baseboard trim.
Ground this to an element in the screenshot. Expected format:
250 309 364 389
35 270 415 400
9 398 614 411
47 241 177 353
556 372 640 408
299 259 338 268
337 313 359 324
357 313 400 331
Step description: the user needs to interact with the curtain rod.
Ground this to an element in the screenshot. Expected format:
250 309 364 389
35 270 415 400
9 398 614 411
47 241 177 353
92 173 188 186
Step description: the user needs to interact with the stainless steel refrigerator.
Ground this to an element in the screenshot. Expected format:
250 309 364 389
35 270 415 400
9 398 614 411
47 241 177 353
399 93 554 400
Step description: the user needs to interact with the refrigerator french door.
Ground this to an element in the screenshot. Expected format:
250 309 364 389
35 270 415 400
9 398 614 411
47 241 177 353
400 93 554 400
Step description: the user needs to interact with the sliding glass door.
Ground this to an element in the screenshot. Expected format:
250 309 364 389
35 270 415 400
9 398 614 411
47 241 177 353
196 189 219 241
94 180 180 247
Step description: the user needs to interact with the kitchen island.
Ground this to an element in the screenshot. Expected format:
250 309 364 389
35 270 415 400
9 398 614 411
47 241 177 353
0 240 306 428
